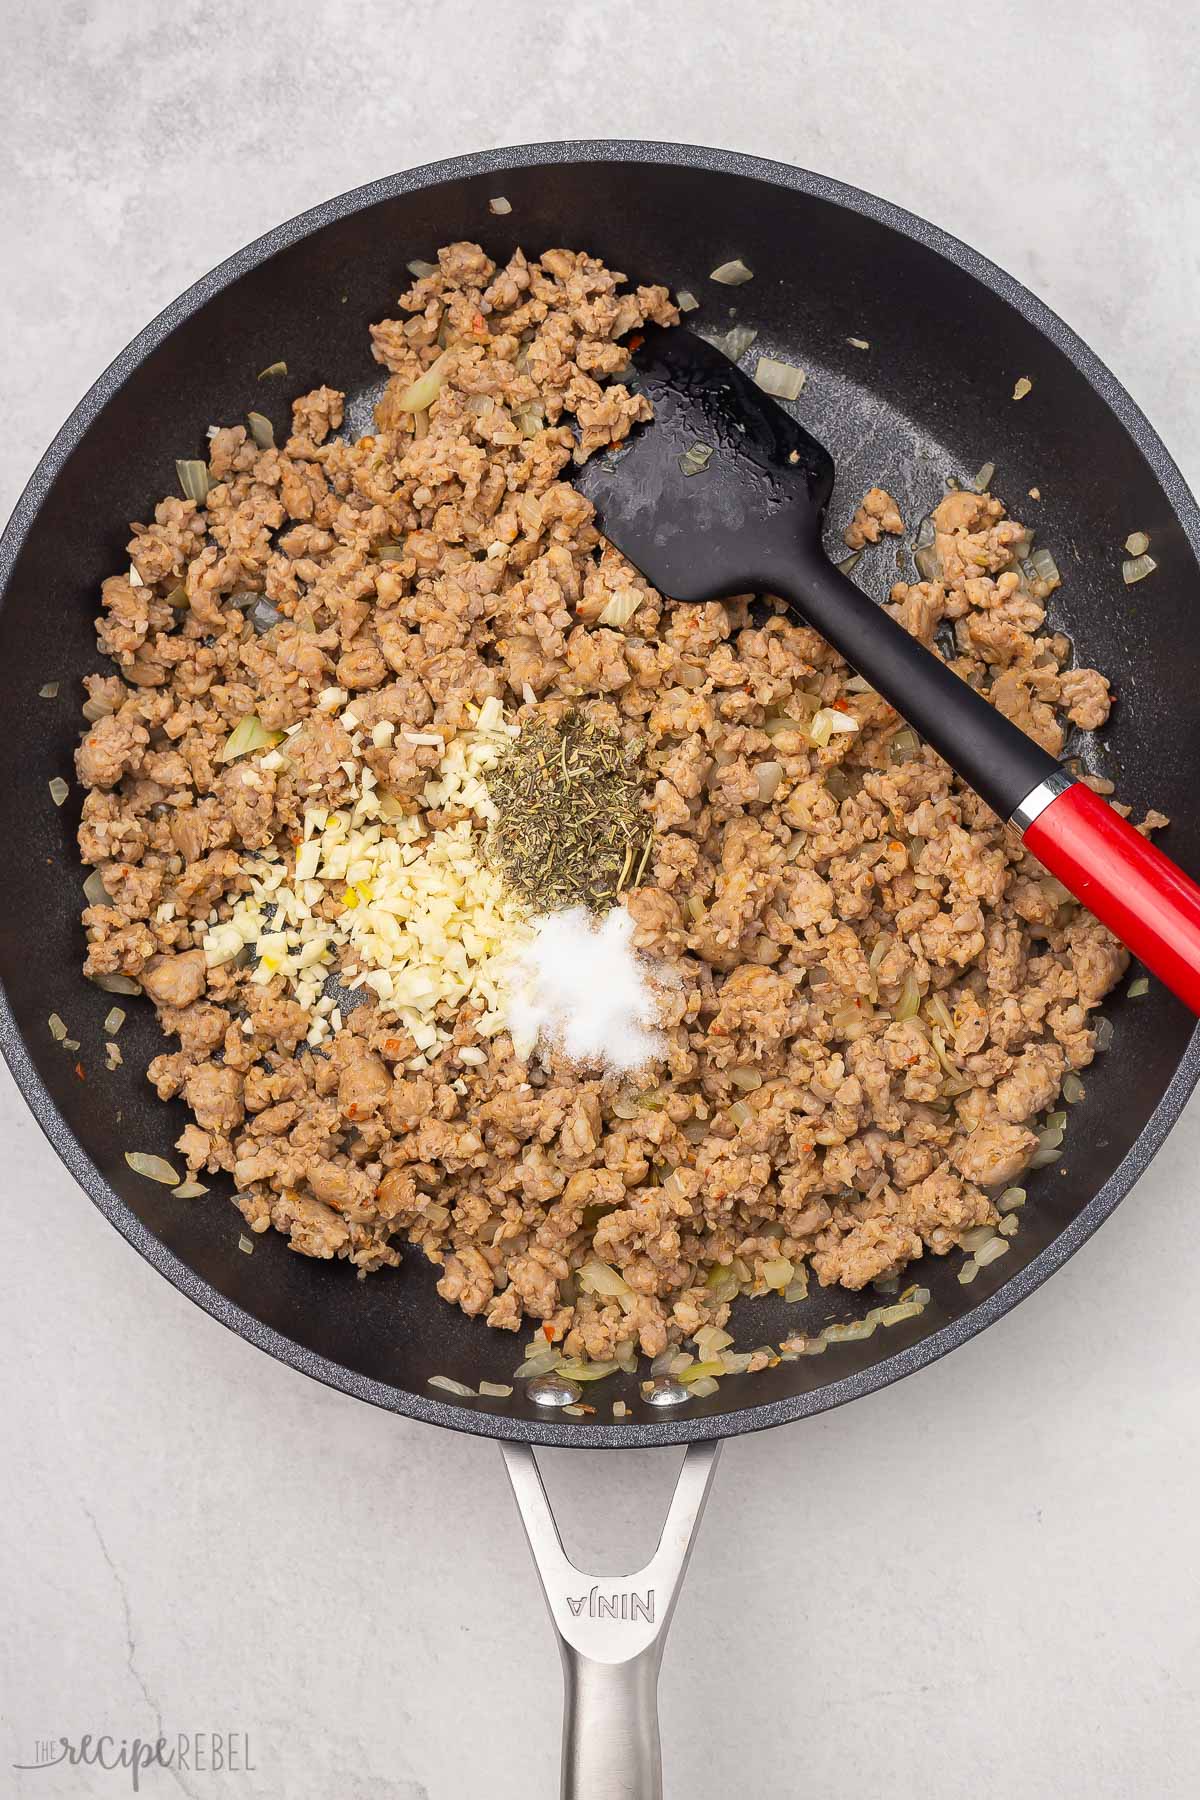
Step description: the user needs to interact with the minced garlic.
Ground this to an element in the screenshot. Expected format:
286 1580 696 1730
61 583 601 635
203 697 529 1061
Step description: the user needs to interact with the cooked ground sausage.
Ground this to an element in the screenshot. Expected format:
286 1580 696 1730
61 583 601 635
73 243 1149 1364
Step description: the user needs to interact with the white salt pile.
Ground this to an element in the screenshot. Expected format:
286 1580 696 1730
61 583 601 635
505 904 668 1074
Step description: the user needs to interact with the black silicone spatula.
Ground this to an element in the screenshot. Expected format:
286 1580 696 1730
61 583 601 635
574 325 1200 1013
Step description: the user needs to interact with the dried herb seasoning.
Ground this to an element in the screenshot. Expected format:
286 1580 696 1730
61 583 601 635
485 710 651 913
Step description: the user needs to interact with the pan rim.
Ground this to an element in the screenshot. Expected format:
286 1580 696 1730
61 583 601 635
2 136 1198 1449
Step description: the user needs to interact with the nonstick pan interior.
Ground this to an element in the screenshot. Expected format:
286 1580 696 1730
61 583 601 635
2 141 1198 1447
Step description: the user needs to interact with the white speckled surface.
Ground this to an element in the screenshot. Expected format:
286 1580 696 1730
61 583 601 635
3 4 1199 1796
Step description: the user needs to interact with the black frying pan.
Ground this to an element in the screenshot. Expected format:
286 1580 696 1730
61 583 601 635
3 141 1198 1795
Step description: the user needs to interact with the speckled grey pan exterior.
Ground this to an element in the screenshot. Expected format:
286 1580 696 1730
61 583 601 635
2 139 1198 1450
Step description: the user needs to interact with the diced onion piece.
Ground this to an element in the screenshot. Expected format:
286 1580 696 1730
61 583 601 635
927 993 955 1036
877 1300 925 1326
889 726 920 764
49 777 69 806
913 540 940 581
125 1151 181 1185
704 1264 739 1303
515 1350 563 1379
891 970 921 1021
1028 545 1060 586
754 355 806 401
1128 976 1149 996
219 714 283 763
556 1360 620 1383
478 1380 513 1398
958 1259 980 1284
998 1187 1027 1212
172 1179 209 1198
1012 376 1033 401
488 195 512 215
728 1100 752 1128
406 258 439 278
678 1358 726 1384
846 336 870 350
961 1225 996 1252
578 1258 631 1298
237 1234 254 1255
729 1067 763 1092
39 681 59 698
709 258 753 285
48 1013 67 1041
755 760 783 802
246 411 275 450
1124 531 1150 557
694 1325 734 1359
176 459 210 503
257 361 288 379
825 1318 876 1343
675 288 699 312
598 590 645 629
678 442 714 477
809 707 860 744
1122 553 1157 585
836 551 862 576
973 461 995 493
1062 1072 1085 1104
701 323 757 362
103 1007 126 1035
82 869 110 905
1029 1145 1062 1169
688 1375 721 1398
761 1256 794 1290
91 972 141 995
396 349 451 413
427 1374 477 1397
975 1237 1009 1268
1094 1016 1115 1052
1044 1109 1068 1131
998 1214 1020 1237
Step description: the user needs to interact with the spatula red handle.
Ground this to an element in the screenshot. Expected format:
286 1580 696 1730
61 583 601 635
1021 780 1200 1012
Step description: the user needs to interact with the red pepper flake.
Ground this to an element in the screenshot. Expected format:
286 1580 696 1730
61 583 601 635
74 1061 86 1080
628 332 644 352
832 697 851 712
542 1323 555 1343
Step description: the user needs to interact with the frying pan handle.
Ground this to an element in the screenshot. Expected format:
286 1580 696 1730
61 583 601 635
501 1440 723 1798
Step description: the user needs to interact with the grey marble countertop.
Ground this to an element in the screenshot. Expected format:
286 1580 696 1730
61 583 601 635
3 3 1198 1795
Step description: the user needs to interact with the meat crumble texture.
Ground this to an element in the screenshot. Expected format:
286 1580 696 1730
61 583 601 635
75 240 1136 1367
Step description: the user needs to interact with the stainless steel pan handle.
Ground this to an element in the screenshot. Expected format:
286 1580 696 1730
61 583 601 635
502 1441 723 1798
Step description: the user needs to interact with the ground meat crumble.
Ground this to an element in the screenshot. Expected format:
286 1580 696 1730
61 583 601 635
74 240 1144 1364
